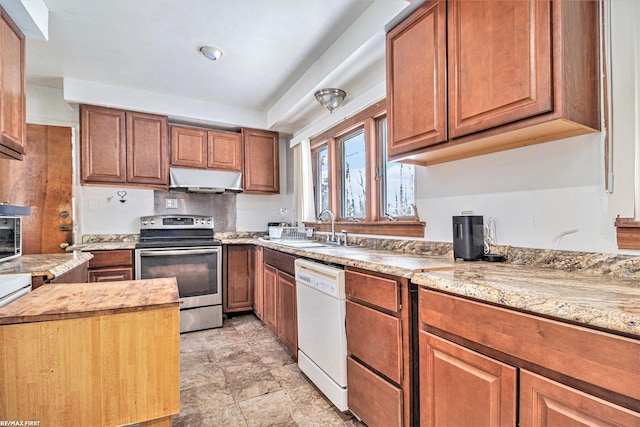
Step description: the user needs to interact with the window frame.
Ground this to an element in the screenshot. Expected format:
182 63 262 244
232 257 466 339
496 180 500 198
308 100 424 238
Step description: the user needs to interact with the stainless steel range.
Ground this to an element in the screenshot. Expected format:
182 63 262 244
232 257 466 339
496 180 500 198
135 215 223 332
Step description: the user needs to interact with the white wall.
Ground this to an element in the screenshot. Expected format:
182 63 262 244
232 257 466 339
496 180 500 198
415 133 612 251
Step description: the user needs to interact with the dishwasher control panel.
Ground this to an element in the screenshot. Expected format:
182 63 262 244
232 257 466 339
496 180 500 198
294 259 345 299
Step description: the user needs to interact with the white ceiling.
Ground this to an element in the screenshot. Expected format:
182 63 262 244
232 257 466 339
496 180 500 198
23 0 416 135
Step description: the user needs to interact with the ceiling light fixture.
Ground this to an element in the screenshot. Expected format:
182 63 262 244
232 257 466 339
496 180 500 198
199 46 223 61
314 88 346 114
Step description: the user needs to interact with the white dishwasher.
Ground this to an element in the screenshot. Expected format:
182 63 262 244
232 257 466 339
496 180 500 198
295 258 348 411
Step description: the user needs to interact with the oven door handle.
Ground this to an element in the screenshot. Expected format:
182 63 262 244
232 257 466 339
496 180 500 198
139 249 219 256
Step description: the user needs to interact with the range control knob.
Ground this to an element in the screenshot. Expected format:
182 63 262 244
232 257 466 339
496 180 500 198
142 220 148 226
150 219 156 225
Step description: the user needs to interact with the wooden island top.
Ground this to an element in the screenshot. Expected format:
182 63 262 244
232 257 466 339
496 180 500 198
0 277 179 325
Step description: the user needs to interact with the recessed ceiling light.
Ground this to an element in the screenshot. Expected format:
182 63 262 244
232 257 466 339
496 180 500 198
199 46 223 61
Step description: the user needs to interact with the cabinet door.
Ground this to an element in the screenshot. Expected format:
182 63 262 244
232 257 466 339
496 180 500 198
348 356 403 427
242 128 279 193
420 331 517 427
88 267 133 282
448 0 552 139
386 0 447 157
126 111 168 186
520 370 640 427
80 105 127 184
262 263 278 331
276 270 297 356
224 245 254 312
0 8 25 160
208 130 242 171
170 125 207 168
253 247 264 319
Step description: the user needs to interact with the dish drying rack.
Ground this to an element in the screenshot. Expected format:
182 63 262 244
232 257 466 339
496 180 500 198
268 226 314 240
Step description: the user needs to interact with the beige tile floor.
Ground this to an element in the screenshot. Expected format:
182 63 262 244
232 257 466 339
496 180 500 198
173 314 364 426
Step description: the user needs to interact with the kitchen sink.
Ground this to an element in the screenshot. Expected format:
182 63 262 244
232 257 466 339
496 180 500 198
272 240 329 248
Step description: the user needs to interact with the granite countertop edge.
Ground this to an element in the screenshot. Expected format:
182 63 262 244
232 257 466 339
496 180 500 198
0 252 94 279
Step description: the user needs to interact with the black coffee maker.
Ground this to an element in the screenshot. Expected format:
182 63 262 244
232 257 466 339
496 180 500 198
452 215 484 261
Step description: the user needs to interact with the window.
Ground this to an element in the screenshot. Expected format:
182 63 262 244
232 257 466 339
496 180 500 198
341 129 367 219
379 117 415 218
310 100 422 237
316 146 329 213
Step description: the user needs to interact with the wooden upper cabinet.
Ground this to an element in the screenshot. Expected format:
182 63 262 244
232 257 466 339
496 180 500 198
126 111 168 186
0 7 26 160
448 0 552 138
387 0 446 157
81 105 127 184
170 125 207 168
208 130 242 171
81 105 168 188
242 128 280 194
387 0 600 165
170 126 242 171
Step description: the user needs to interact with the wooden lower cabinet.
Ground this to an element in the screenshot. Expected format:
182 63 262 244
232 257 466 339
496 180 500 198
419 331 517 427
262 263 278 331
258 249 297 356
32 261 89 290
276 270 297 355
520 370 640 427
345 267 412 427
347 356 403 427
418 288 640 427
224 244 255 312
88 250 133 282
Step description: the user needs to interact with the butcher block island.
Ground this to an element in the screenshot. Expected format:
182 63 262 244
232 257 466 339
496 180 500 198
0 278 180 427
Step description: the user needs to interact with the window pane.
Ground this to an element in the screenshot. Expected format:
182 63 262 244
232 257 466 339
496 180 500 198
342 130 366 218
316 146 329 214
380 118 415 217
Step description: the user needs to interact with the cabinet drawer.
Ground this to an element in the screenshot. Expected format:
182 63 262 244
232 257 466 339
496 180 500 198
89 250 133 268
88 267 133 283
419 288 640 403
346 299 402 384
262 248 295 276
347 356 402 427
345 270 399 313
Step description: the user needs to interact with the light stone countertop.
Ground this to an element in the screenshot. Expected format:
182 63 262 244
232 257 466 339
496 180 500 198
67 234 640 338
0 252 94 280
412 264 640 337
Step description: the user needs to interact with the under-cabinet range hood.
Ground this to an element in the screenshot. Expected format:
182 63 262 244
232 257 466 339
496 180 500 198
169 167 243 193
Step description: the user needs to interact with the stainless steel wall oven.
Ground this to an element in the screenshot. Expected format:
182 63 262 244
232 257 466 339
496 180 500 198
135 215 223 332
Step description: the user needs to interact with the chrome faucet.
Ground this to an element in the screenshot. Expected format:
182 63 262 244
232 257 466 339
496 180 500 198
317 209 337 243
